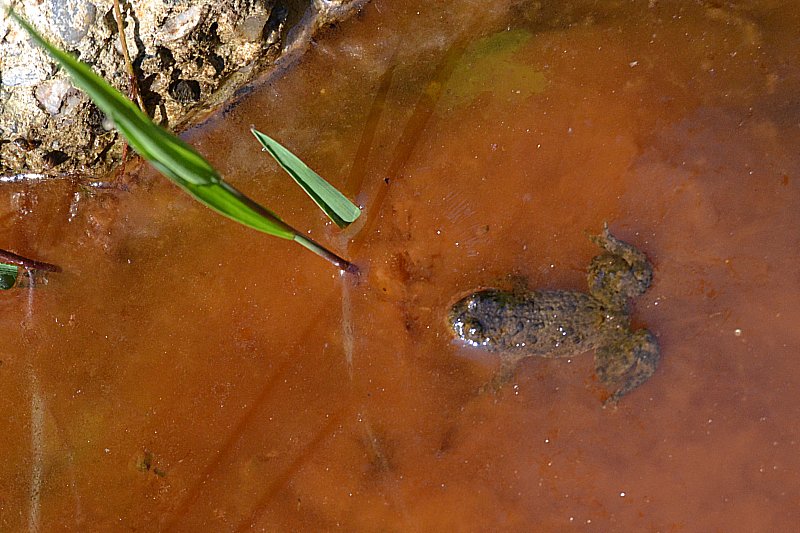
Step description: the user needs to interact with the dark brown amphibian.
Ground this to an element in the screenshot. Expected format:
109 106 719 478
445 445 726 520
448 225 659 404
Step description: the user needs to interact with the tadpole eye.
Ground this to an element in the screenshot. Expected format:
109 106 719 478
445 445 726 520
466 321 482 338
451 312 484 344
454 316 475 335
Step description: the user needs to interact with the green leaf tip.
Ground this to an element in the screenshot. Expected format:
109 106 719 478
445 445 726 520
251 128 361 229
0 263 19 290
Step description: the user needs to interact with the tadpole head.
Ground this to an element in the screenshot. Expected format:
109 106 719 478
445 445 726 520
447 290 508 349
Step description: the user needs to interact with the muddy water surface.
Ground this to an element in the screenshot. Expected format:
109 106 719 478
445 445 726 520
1 0 799 531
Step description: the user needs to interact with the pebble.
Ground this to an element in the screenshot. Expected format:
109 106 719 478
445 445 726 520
50 0 97 46
35 78 72 115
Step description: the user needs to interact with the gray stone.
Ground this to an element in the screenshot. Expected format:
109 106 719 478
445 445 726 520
2 62 51 87
156 4 203 43
50 0 97 46
34 78 73 114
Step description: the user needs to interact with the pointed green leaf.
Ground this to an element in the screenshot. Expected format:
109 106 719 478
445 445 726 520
0 263 19 290
251 128 361 228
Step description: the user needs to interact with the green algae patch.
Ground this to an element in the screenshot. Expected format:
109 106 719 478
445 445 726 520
443 29 546 106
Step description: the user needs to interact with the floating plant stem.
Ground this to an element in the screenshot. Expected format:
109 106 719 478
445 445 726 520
0 249 61 290
0 249 61 273
9 10 356 272
293 234 358 274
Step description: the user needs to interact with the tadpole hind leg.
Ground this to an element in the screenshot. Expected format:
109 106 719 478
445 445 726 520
595 329 660 406
589 224 653 295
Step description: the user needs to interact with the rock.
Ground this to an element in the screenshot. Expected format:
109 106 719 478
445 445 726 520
2 62 52 87
50 0 97 46
34 78 73 114
156 4 203 43
0 0 369 179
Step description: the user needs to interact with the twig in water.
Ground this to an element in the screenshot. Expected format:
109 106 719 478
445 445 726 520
0 249 61 272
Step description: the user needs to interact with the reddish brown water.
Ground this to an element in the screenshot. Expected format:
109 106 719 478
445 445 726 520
1 0 799 531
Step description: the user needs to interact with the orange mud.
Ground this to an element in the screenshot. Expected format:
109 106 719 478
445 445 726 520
1 0 799 531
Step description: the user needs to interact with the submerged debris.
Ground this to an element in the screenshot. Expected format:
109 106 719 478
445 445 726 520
0 248 61 290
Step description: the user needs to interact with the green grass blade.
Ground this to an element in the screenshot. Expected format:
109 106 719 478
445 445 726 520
8 10 218 187
179 180 296 239
10 10 297 241
251 128 361 228
0 263 19 290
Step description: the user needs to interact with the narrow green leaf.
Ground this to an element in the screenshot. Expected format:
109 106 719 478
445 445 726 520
178 180 296 239
8 11 218 187
251 129 361 228
10 10 297 241
0 263 18 290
